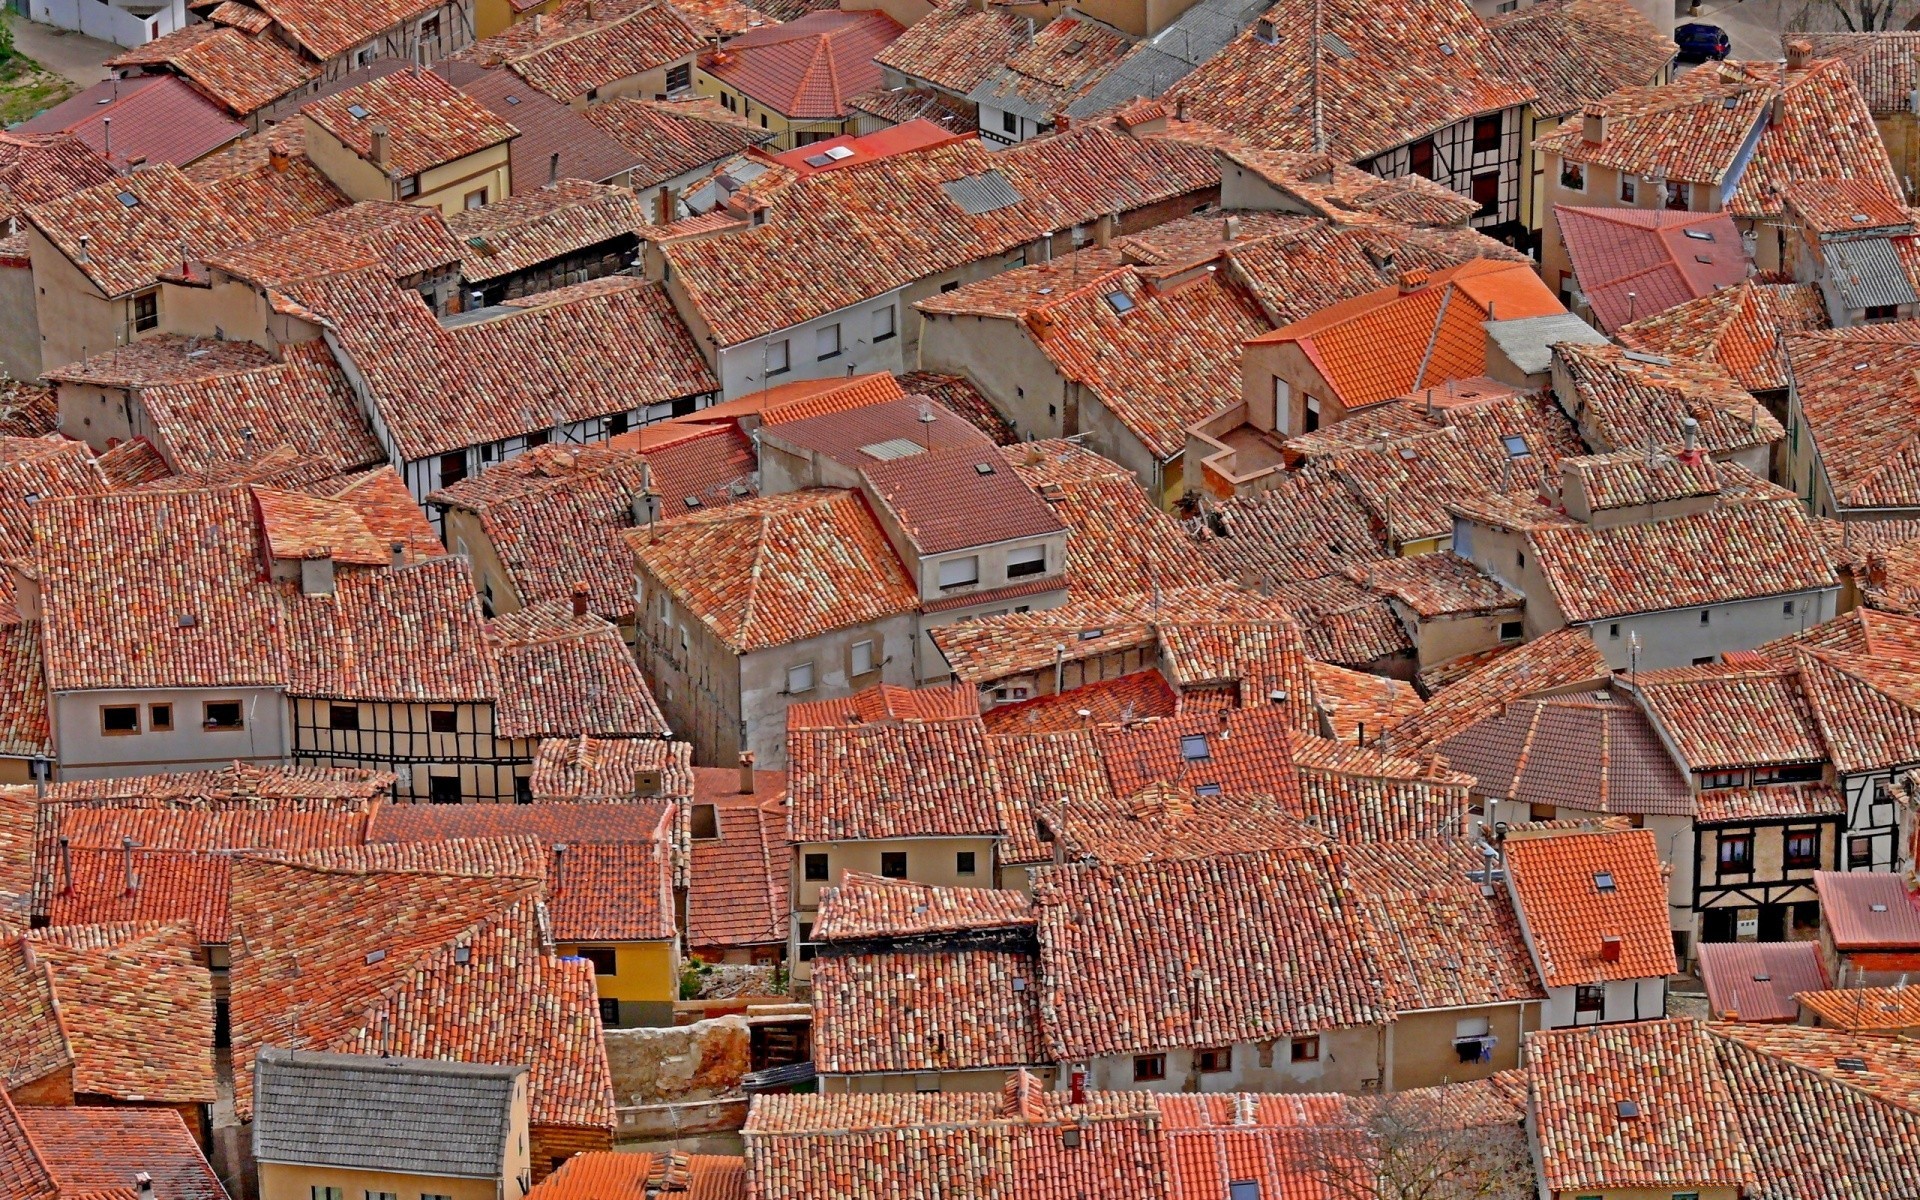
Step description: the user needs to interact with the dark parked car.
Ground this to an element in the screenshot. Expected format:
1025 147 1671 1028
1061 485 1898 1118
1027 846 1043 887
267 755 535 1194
1675 22 1731 62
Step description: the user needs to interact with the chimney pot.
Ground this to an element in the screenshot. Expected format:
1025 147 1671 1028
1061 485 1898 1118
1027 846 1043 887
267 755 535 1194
135 1173 154 1200
552 842 568 890
1223 214 1241 241
122 835 139 896
370 123 392 169
268 141 290 172
738 750 756 794
1175 96 1189 122
390 541 406 570
1398 267 1430 294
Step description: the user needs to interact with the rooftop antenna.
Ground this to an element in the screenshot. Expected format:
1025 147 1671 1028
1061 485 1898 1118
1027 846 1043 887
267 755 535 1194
1627 629 1641 691
917 402 937 449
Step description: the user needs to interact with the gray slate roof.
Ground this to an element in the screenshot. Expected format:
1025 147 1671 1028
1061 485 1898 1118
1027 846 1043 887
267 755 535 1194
252 1048 524 1178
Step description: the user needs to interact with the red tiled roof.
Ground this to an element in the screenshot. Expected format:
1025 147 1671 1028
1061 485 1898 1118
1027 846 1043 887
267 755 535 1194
979 670 1179 733
1618 279 1829 393
811 871 1032 941
1784 322 1920 510
1796 982 1920 1030
21 164 244 299
687 769 788 948
0 132 116 227
483 2 705 102
811 946 1046 1073
1168 0 1537 161
1694 781 1843 823
17 77 243 170
527 736 696 801
253 0 447 61
489 604 669 738
1381 627 1611 756
1485 0 1674 115
702 10 903 118
107 24 318 116
1697 940 1827 1021
443 178 643 282
183 125 351 238
1554 206 1746 334
1304 660 1421 742
1439 690 1693 816
438 63 641 189
630 489 919 654
1630 662 1826 771
10 1104 225 1200
1815 870 1920 949
530 1151 746 1200
137 341 382 476
787 719 1001 841
581 96 769 191
227 856 615 1130
872 0 1025 95
785 681 977 729
1805 30 1920 114
303 69 517 177
1502 828 1678 987
859 441 1066 556
967 14 1132 121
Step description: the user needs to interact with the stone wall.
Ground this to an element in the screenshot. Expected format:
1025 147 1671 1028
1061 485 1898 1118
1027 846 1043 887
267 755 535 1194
605 1015 750 1106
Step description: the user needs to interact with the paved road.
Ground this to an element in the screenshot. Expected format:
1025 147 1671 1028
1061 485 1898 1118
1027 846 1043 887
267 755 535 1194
1685 0 1792 61
4 11 116 87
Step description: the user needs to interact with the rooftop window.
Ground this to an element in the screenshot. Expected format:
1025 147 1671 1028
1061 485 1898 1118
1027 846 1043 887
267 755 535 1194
1179 734 1210 761
115 191 139 208
1105 290 1135 314
1501 434 1530 458
1616 1100 1640 1120
1683 227 1715 241
1594 871 1615 892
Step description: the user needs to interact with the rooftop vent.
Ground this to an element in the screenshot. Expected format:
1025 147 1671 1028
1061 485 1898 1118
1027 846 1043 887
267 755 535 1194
1077 628 1103 640
1872 903 1891 912
1751 972 1770 982
1683 228 1715 241
505 94 521 104
365 948 386 964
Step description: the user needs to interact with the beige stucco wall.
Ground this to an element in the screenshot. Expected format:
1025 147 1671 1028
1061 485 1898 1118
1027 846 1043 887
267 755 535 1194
303 119 511 215
824 1065 1039 1093
155 276 279 349
915 311 1070 442
693 70 844 150
27 227 153 375
53 686 291 776
1385 1002 1535 1091
0 260 38 381
443 508 525 617
1080 1027 1383 1093
564 59 689 110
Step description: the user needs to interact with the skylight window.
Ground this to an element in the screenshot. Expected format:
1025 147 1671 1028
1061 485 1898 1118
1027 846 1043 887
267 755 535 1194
1616 1100 1640 1119
1594 871 1616 892
116 191 140 208
974 462 996 475
1179 734 1210 761
1195 782 1223 795
1501 434 1530 458
1105 290 1135 314
504 94 521 104
804 154 833 167
1837 1056 1868 1072
824 145 855 160
1077 628 1103 640
1683 228 1715 241
347 103 370 119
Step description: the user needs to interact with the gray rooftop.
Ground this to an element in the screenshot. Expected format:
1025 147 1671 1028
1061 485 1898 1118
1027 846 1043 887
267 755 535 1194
252 1048 524 1178
1822 236 1919 311
1486 313 1608 376
1065 0 1275 117
942 169 1025 215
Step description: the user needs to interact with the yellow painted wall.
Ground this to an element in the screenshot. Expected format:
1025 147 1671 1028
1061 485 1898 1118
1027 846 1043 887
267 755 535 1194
260 1162 505 1200
692 69 848 151
443 508 525 617
302 117 512 216
558 938 676 1004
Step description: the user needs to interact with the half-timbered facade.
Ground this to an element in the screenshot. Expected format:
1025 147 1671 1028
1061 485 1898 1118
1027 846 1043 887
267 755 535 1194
1364 109 1525 242
1691 785 1843 944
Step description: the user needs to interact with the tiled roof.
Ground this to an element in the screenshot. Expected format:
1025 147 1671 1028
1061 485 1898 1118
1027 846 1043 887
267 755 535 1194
811 946 1047 1073
206 199 462 286
529 1151 746 1200
983 726 1114 868
785 681 977 729
1381 627 1611 756
1697 939 1827 1021
17 76 244 170
1785 322 1920 509
872 0 1026 95
1291 741 1472 841
1527 501 1834 623
687 767 788 947
1788 648 1920 778
1694 781 1844 822
658 119 1219 347
526 735 696 801
227 856 615 1130
1217 147 1480 227
1815 870 1920 949
253 0 447 61
1349 551 1519 617
1439 690 1692 816
29 761 390 802
1253 259 1563 409
1001 440 1221 600
443 179 643 282
24 923 215 1104
488 603 670 738
1629 662 1826 770
702 9 902 118
433 433 748 621
787 719 1001 841
106 23 318 115
21 164 243 299
1042 781 1327 864
1196 476 1387 596
134 341 382 476
9 1104 225 1200
0 132 116 227
1617 279 1828 393
1759 605 1920 661
1805 31 1920 114
285 557 499 701
811 872 1033 942
438 64 641 191
1554 206 1746 334
844 84 979 133
1796 982 1920 1030
1560 447 1721 512
630 489 919 654
966 14 1132 123
1167 0 1537 161
864 445 1063 559
183 126 351 238
1485 0 1673 115
302 69 517 177
978 669 1180 733
1527 1019 1753 1193
580 97 770 191
744 1086 1164 1200
1502 828 1678 987
1304 660 1421 742
479 2 706 102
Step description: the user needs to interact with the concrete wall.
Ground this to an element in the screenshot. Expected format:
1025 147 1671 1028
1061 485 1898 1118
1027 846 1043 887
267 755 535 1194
825 1065 1039 1093
1078 1026 1383 1094
604 1014 750 1105
915 311 1065 442
28 228 147 378
712 293 909 398
0 260 38 382
1580 590 1838 671
418 142 513 215
156 276 281 349
53 686 290 777
1392 602 1519 670
737 618 920 767
28 0 187 47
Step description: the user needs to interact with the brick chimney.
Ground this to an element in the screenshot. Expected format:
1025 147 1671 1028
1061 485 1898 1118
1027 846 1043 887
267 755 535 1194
1398 267 1430 295
1787 38 1811 70
1600 935 1623 962
1581 102 1607 145
268 141 290 173
738 750 756 794
370 124 391 169
571 581 590 617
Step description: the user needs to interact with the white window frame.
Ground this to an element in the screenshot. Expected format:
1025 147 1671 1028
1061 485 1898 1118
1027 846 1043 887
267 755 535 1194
817 323 841 361
786 661 815 694
766 338 790 376
1006 544 1047 578
849 639 876 677
873 305 895 342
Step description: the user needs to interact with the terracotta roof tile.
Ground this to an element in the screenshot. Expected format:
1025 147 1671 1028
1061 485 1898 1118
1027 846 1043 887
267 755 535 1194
1805 31 1920 114
1439 689 1693 815
811 872 1033 942
1630 662 1826 770
630 489 919 654
785 681 977 729
1784 322 1920 510
1349 550 1519 617
528 736 696 801
1696 939 1827 1021
302 69 518 178
0 132 116 227
966 14 1132 122
183 126 352 238
1796 982 1920 1030
529 1151 746 1200
873 0 1025 95
1694 781 1843 822
227 856 614 1130
107 23 318 115
1553 206 1746 334
439 63 641 189
22 165 243 299
488 603 667 738
703 10 902 118
1485 0 1673 115
17 77 244 171
787 719 1001 841
135 342 382 475
686 771 788 947
581 97 770 191
979 669 1180 733
857 440 1065 556
1815 870 1920 949
1381 627 1611 756
254 0 451 61
1502 827 1678 987
1618 279 1828 393
483 1 705 102
1303 660 1421 742
11 1105 224 1200
1168 0 1537 161
811 946 1047 1073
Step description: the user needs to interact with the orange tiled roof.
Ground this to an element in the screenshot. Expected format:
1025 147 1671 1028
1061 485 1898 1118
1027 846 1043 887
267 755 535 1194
1168 0 1538 161
302 69 517 177
873 0 1025 95
967 14 1132 122
183 126 351 238
702 10 902 119
1784 322 1920 510
481 2 706 102
529 1151 746 1200
1217 147 1480 227
0 132 116 226
489 604 668 739
785 681 977 729
811 946 1047 1073
1485 0 1673 116
106 23 318 115
811 872 1033 942
979 669 1179 733
1617 280 1828 393
1805 30 1920 115
253 0 448 61
1304 660 1421 742
448 179 643 282
686 767 788 948
227 855 614 1131
787 719 1001 842
135 341 384 476
1253 259 1563 410
1381 627 1611 755
7 1101 225 1200
1502 827 1678 987
22 165 243 299
527 736 696 801
630 489 919 654
581 97 770 191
